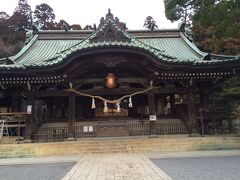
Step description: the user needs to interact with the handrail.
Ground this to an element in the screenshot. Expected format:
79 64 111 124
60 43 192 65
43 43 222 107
0 112 27 115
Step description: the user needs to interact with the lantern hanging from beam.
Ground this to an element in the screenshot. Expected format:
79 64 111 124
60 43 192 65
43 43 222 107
105 73 117 89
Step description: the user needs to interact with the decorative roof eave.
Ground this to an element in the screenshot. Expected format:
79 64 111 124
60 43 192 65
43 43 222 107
180 32 240 63
10 35 38 62
0 71 235 87
193 57 240 65
27 42 179 68
0 34 38 64
0 9 239 71
0 42 239 72
37 42 240 67
180 32 207 58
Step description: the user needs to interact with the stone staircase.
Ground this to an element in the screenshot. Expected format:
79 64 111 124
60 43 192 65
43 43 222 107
0 135 240 158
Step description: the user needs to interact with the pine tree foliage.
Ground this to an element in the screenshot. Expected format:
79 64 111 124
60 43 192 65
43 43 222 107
11 0 32 30
0 12 10 22
0 1 84 58
209 75 240 121
34 3 56 30
164 0 240 55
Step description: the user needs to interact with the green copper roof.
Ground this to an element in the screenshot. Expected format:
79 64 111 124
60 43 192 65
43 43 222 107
0 19 239 71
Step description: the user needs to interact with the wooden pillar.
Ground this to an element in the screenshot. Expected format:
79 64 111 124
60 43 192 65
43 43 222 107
24 92 35 141
187 87 197 134
199 92 208 108
198 82 210 108
11 93 20 112
198 83 211 134
161 95 167 114
170 94 175 113
148 91 157 135
68 95 75 139
156 97 163 115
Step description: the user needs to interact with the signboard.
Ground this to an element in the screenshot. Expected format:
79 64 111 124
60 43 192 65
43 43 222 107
27 105 32 114
83 126 94 132
149 115 157 121
83 126 88 132
89 126 93 132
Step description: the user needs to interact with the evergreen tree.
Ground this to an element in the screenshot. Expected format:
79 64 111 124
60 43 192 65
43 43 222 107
10 0 32 30
209 74 240 132
71 24 82 30
0 11 10 37
57 19 71 30
15 0 31 15
83 25 94 30
0 11 10 22
164 0 240 55
34 3 56 30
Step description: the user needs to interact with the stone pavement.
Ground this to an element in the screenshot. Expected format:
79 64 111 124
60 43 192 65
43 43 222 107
1 150 240 180
62 153 171 180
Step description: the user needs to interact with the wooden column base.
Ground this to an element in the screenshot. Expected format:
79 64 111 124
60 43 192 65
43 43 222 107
23 139 33 143
149 121 157 135
66 137 76 141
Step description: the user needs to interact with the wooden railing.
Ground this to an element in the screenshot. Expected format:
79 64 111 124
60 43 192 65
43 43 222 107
156 123 187 134
34 126 68 142
33 122 188 142
126 123 150 136
0 112 27 143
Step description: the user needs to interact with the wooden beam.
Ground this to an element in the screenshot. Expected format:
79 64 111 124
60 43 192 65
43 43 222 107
155 87 186 94
74 77 148 84
32 87 186 98
34 90 71 97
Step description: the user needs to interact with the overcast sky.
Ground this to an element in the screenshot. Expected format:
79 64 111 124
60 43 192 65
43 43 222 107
2 0 179 29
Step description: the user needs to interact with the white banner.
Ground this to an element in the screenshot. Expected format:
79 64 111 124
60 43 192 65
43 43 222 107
27 105 32 114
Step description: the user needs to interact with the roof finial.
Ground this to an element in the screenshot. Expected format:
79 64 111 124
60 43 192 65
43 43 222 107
106 8 114 21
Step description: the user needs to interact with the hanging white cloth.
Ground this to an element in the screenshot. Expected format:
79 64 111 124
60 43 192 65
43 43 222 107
103 101 108 112
116 102 121 112
129 96 133 108
91 97 96 109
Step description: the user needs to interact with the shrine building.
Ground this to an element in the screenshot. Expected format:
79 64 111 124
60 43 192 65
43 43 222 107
0 10 239 141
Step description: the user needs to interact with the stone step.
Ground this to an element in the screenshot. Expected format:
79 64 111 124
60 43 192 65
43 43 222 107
0 136 239 158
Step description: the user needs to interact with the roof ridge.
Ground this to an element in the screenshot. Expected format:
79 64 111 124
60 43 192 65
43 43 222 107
48 19 177 62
